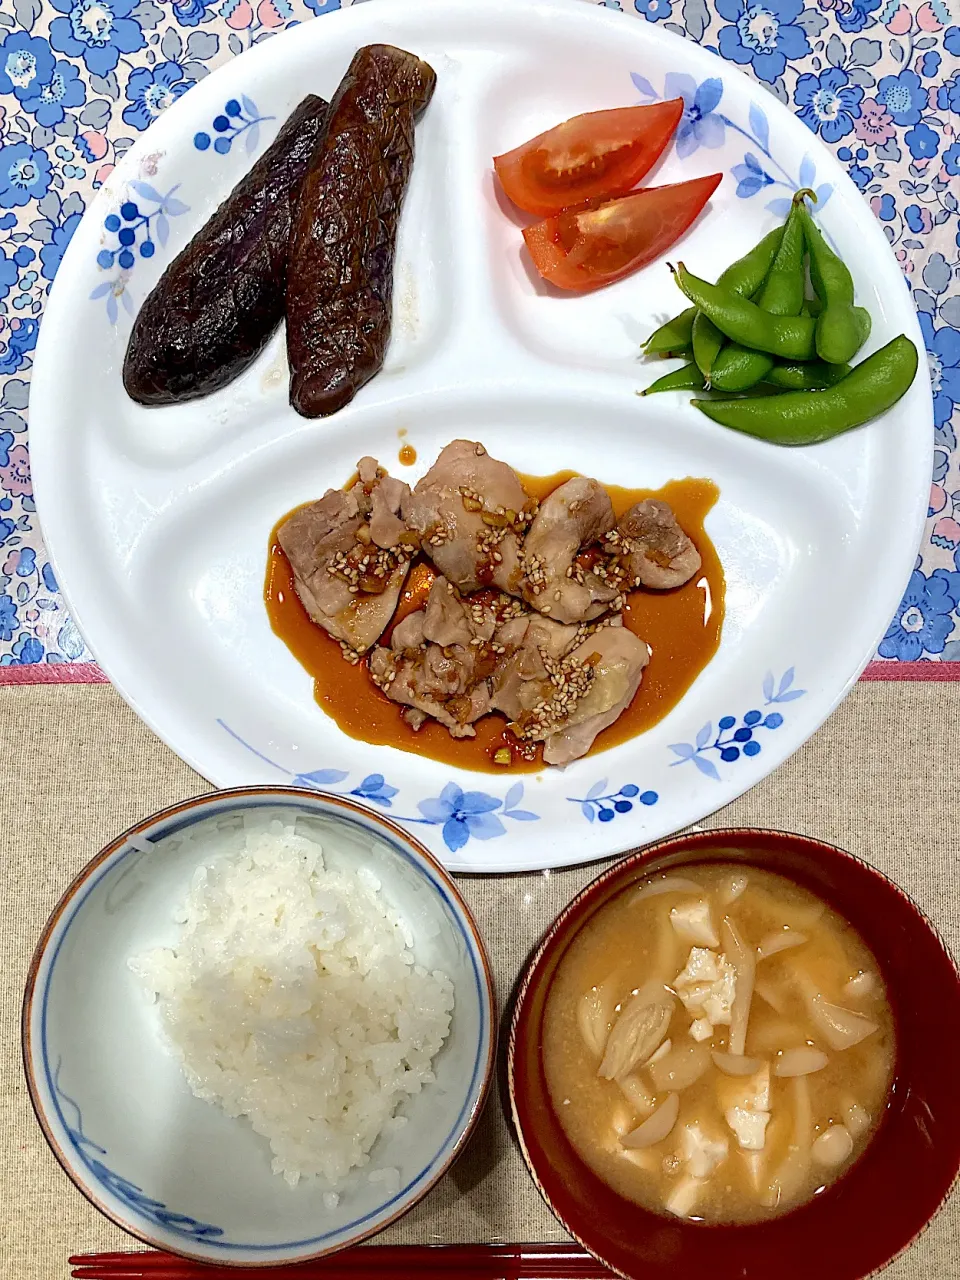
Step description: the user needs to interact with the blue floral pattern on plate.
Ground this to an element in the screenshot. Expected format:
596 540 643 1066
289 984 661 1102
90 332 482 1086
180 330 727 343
567 780 659 823
403 780 538 854
218 718 542 853
52 1058 223 1241
218 720 681 852
89 181 190 320
631 70 834 215
217 722 669 849
669 669 806 779
194 95 273 156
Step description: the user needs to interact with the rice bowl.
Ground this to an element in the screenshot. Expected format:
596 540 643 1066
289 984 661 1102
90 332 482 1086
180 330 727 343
23 788 495 1266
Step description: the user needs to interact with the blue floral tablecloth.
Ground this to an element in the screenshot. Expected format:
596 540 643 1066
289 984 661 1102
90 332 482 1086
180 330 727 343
0 0 955 670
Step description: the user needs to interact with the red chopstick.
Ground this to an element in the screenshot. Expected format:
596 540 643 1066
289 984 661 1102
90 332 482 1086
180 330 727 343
70 1243 613 1279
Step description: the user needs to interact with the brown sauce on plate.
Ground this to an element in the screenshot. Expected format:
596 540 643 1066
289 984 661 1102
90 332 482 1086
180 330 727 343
265 473 724 773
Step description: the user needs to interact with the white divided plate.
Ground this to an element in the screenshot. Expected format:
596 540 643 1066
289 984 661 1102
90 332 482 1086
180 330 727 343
30 0 931 873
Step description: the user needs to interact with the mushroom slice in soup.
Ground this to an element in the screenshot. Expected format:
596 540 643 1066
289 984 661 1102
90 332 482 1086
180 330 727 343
647 1037 673 1067
809 995 879 1052
778 1044 829 1075
763 1075 812 1209
812 1124 854 1168
632 876 705 905
577 980 618 1057
621 1092 680 1149
617 1072 657 1117
757 929 809 961
722 917 756 1057
774 1047 830 1077
843 1099 872 1138
598 982 674 1080
712 1051 763 1077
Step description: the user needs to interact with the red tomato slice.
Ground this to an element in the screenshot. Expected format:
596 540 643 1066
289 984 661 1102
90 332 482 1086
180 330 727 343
494 101 685 217
522 173 723 292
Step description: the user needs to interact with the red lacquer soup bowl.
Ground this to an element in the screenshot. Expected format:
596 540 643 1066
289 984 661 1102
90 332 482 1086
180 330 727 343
507 828 960 1280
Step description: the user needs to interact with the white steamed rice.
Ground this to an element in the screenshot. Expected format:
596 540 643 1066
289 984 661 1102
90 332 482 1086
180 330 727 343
130 817 455 1189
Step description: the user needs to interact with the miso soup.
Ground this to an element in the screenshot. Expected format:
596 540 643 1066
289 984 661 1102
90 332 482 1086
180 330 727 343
542 864 895 1223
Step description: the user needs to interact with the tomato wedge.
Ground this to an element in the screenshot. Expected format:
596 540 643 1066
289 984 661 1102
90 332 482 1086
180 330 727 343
522 173 723 292
494 101 684 218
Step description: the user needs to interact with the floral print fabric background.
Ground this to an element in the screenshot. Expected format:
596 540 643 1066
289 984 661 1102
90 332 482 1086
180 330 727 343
0 0 955 669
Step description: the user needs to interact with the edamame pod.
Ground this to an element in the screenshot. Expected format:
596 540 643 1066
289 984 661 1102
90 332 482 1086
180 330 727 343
718 226 787 293
762 359 850 389
757 191 809 316
799 205 863 365
853 306 872 353
710 197 808 391
692 334 918 445
710 345 774 391
642 362 705 394
690 226 785 378
644 307 697 355
672 263 817 361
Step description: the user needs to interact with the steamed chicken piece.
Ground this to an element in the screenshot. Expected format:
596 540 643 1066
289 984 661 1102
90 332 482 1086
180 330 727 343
543 627 650 765
277 458 415 654
368 577 505 737
604 498 702 591
520 477 621 623
492 618 650 765
402 440 533 594
489 614 584 721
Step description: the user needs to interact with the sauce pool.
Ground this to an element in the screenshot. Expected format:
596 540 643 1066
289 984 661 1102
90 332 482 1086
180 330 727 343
264 472 725 774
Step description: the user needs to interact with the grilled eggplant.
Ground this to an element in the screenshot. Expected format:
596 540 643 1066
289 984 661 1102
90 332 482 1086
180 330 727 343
123 94 329 406
286 45 436 419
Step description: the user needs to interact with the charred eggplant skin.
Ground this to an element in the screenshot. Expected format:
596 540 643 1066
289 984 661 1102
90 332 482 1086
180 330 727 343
123 94 329 406
286 45 437 419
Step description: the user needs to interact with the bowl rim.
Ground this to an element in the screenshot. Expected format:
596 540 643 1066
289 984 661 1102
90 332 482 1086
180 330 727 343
21 784 498 1267
506 825 960 1280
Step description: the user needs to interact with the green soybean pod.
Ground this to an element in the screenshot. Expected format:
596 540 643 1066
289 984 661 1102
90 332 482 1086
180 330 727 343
691 334 918 445
672 263 817 361
690 226 786 377
692 312 723 379
763 359 851 390
710 345 774 392
853 305 872 353
644 306 697 356
799 205 864 365
710 200 808 391
641 362 705 395
757 191 809 316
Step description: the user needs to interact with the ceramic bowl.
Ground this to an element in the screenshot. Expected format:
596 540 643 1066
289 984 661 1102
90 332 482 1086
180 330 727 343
23 787 496 1266
508 828 960 1280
